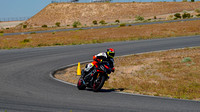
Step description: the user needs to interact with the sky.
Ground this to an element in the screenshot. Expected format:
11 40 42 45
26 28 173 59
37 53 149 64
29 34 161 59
0 0 52 18
0 0 192 19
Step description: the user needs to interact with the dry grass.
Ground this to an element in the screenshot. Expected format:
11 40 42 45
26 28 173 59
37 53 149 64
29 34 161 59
55 47 200 101
0 20 200 49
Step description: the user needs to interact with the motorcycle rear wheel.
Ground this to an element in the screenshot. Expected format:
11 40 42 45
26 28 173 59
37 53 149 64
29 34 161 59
93 75 106 92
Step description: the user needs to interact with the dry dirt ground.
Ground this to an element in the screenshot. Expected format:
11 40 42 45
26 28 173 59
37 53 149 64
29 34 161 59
55 47 200 101
26 2 200 27
0 21 24 29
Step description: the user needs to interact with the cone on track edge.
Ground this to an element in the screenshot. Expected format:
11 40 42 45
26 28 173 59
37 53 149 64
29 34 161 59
77 62 81 76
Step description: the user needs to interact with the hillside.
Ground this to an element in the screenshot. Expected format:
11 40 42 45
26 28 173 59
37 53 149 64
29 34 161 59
26 2 200 26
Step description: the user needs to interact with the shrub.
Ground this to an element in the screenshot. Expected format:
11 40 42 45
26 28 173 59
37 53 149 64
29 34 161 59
6 28 9 29
0 31 4 33
195 8 200 13
21 39 30 43
154 16 157 19
52 31 56 34
0 33 3 36
54 43 63 45
73 21 81 28
182 13 191 19
23 25 27 28
196 14 200 17
182 0 187 2
174 13 181 19
119 23 126 27
135 15 144 21
99 20 106 25
182 57 192 63
55 22 61 27
93 20 98 25
191 0 195 2
42 25 48 28
115 20 120 23
73 24 77 28
30 32 36 34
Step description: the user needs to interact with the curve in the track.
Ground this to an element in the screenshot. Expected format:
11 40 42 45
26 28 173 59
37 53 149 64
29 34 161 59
0 36 200 112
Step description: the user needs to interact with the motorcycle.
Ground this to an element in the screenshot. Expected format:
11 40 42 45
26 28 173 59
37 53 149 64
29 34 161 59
77 61 112 92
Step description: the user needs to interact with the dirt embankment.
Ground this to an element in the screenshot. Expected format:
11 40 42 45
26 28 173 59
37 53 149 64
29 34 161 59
26 2 200 26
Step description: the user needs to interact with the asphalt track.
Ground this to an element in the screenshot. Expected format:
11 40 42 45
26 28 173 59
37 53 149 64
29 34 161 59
0 35 200 112
3 17 200 36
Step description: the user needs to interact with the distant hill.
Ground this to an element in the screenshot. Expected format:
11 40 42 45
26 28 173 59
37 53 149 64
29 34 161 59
26 2 200 27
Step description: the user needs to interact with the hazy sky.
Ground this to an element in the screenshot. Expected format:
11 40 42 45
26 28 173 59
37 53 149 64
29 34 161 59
0 0 189 18
0 0 52 18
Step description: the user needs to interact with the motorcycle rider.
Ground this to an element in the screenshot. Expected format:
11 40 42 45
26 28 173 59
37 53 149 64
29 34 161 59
81 48 115 79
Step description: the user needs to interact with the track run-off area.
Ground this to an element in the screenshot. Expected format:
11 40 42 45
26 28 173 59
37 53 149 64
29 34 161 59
0 35 200 112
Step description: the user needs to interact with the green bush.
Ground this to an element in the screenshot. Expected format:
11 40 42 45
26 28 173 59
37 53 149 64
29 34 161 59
99 20 106 25
6 28 9 29
0 31 4 33
182 13 191 19
93 20 98 25
174 13 181 19
182 57 192 63
73 24 77 28
135 15 144 21
23 25 27 28
55 22 61 27
182 0 187 2
115 20 120 23
21 39 30 43
42 25 48 28
73 21 81 28
52 31 56 34
119 23 126 27
54 43 63 45
191 0 195 2
196 14 200 17
0 33 3 36
154 16 157 19
30 32 36 34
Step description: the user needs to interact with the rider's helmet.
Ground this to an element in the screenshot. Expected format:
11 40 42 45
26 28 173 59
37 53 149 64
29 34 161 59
106 48 115 58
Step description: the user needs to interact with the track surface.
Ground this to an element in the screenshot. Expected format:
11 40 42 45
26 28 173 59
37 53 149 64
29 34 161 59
0 36 200 112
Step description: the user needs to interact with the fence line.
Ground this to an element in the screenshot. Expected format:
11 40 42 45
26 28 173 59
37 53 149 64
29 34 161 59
0 17 30 22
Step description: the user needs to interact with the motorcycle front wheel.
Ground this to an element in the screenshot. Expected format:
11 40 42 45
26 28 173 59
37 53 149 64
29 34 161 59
93 75 106 92
77 77 86 90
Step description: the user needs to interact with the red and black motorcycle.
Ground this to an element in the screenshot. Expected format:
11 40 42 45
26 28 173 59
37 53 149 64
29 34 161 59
77 61 112 92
